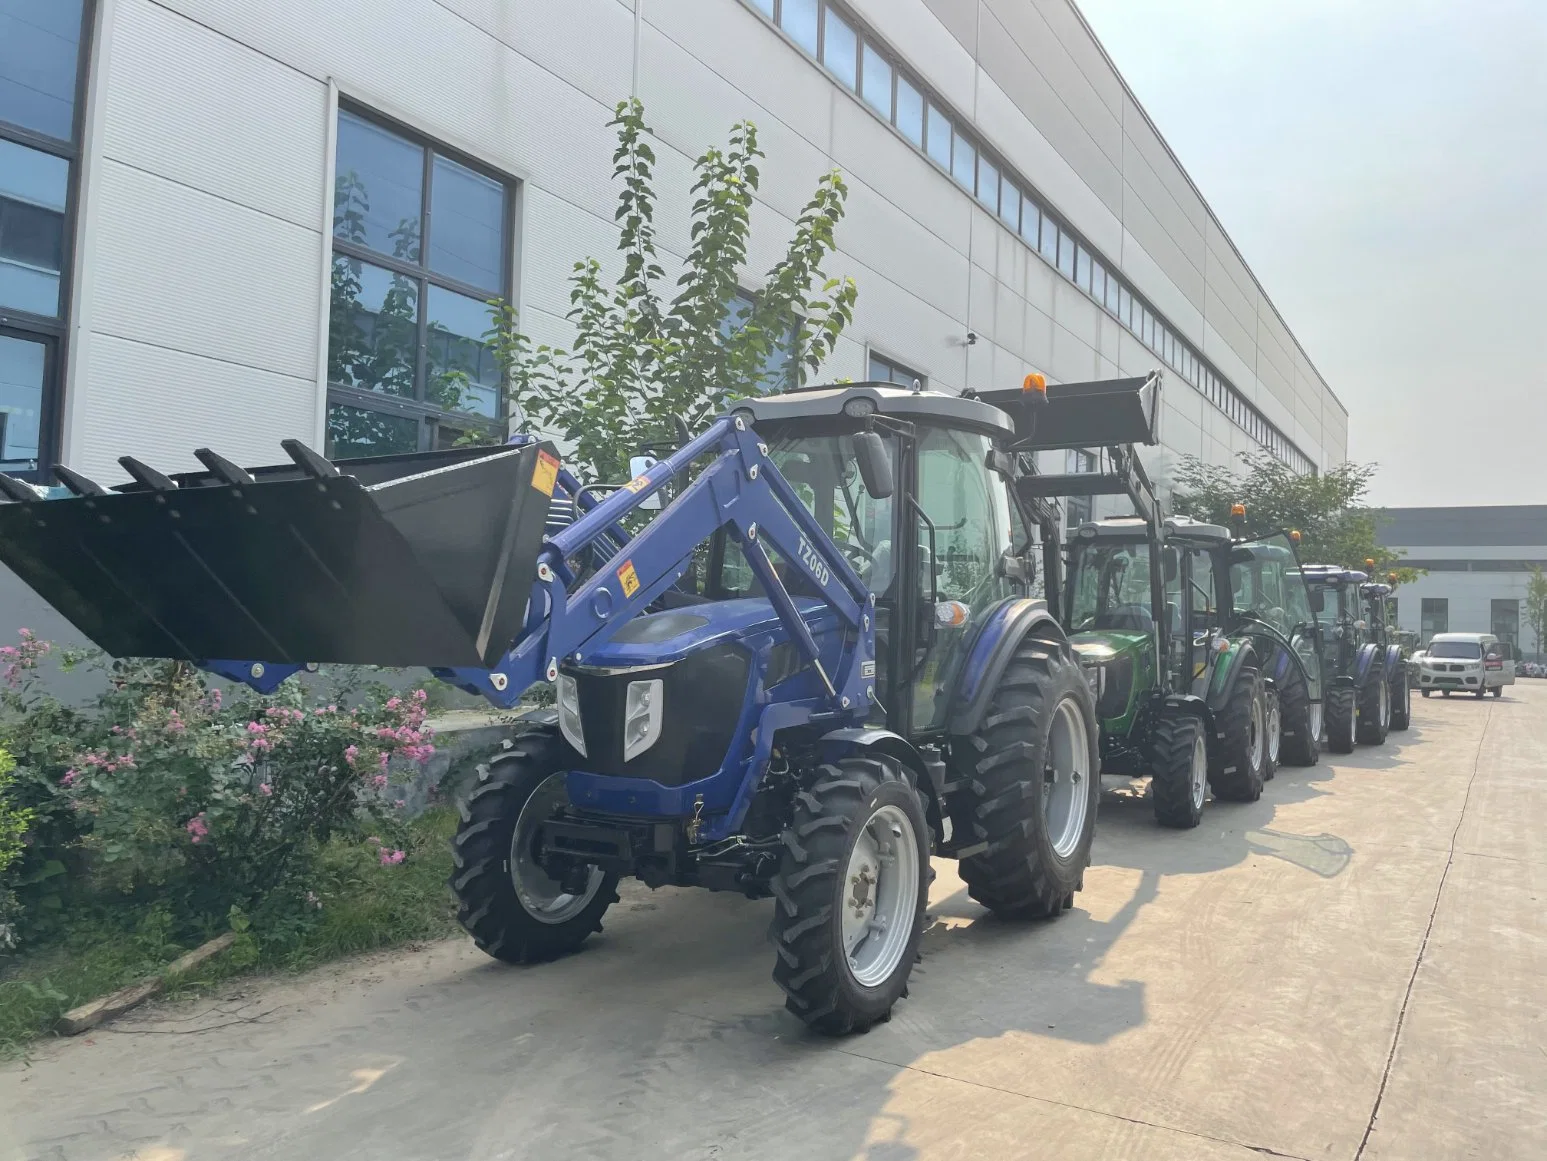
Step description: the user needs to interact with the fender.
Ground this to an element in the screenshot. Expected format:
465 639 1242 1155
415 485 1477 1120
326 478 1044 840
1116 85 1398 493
818 727 940 837
945 597 1072 736
1383 644 1404 683
1205 640 1260 715
1160 691 1214 736
1354 642 1383 688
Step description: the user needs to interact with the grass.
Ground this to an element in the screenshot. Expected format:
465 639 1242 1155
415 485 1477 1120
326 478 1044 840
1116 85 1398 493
0 807 460 1057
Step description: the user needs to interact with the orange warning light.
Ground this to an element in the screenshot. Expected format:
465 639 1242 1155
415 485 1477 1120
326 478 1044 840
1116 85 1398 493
1022 372 1047 394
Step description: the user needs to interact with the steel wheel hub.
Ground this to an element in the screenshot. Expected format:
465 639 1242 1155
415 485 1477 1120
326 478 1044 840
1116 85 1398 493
1043 697 1091 859
510 774 605 924
1190 733 1208 810
1249 693 1264 770
1267 698 1282 765
841 803 920 988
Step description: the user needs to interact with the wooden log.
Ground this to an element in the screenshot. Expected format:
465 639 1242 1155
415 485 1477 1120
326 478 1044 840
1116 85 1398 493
56 931 240 1035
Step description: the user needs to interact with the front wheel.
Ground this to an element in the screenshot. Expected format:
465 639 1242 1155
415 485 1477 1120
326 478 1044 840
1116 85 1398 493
1490 684 1503 698
1326 684 1357 753
1210 667 1266 802
1263 688 1282 781
950 634 1099 918
770 754 930 1036
1421 689 1432 698
1150 711 1208 828
449 731 619 964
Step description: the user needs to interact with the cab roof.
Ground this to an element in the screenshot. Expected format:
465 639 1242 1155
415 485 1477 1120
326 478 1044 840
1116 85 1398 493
1073 514 1230 543
735 381 1013 439
1298 565 1368 586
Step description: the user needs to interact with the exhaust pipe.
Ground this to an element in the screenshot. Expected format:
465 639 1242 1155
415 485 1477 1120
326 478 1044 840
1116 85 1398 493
0 440 561 669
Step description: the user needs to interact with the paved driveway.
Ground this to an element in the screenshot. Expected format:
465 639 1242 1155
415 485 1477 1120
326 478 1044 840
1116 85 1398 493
4 683 1544 1161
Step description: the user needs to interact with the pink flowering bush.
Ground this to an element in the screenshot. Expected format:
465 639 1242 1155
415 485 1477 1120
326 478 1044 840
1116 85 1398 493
0 632 440 932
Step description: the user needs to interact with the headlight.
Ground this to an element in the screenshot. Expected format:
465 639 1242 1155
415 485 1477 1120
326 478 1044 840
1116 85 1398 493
557 673 586 757
622 678 664 762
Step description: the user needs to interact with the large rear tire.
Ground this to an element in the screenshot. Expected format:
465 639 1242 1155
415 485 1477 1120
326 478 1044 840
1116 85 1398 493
770 754 930 1036
1279 669 1322 767
1209 667 1266 802
1357 667 1390 745
1150 711 1208 829
449 731 619 964
1389 664 1411 730
1326 684 1357 753
950 634 1099 918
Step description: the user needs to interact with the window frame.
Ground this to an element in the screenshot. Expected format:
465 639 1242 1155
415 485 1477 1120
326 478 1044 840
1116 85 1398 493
0 0 95 482
327 101 518 455
867 348 925 388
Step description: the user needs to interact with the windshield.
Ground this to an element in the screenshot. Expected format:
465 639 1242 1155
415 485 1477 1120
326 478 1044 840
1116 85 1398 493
714 430 896 598
1067 541 1155 632
1231 539 1310 637
1427 641 1481 659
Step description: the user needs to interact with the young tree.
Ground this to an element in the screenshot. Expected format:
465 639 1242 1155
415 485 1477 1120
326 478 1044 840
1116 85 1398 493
1169 451 1419 582
1525 565 1547 662
483 99 858 483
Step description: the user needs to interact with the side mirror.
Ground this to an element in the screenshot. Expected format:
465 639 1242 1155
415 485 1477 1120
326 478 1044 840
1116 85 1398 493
1307 588 1325 614
852 431 893 500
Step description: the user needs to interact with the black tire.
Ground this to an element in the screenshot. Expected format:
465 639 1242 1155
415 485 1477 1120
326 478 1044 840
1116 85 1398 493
1357 666 1390 745
1491 685 1503 698
1389 664 1411 730
1421 689 1431 698
1150 711 1208 829
449 731 620 964
951 634 1099 918
1475 680 1488 700
1326 684 1357 753
1263 686 1281 781
770 754 930 1036
1279 669 1321 767
1209 667 1266 802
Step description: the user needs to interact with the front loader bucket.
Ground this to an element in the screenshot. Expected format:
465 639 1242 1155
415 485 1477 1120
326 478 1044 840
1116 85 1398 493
0 441 561 669
976 372 1161 451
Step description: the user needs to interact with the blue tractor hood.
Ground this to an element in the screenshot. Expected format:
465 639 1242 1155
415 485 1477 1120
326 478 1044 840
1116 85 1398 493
579 598 835 669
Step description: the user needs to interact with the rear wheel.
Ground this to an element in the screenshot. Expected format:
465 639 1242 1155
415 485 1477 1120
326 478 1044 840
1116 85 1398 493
950 634 1098 918
1209 667 1266 802
1421 689 1432 698
1491 685 1503 698
449 731 619 964
1389 664 1411 730
1150 711 1208 828
1357 668 1390 745
1326 684 1357 753
769 754 930 1036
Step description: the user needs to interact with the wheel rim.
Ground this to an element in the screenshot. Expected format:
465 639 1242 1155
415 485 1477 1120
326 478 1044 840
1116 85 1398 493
1380 679 1390 727
510 774 605 924
1194 730 1206 811
1043 697 1091 859
1310 702 1323 742
1267 698 1282 764
1248 691 1264 770
841 803 920 988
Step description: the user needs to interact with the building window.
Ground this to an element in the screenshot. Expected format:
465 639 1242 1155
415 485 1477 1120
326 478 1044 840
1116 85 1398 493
0 0 92 480
1063 448 1096 531
327 106 513 458
723 288 799 392
868 351 923 388
1421 597 1449 644
1492 598 1519 652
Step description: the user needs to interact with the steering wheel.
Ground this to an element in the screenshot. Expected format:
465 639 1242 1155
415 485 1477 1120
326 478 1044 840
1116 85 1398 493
840 541 875 567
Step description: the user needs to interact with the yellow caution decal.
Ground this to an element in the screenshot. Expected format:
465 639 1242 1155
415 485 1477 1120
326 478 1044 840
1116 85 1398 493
617 560 640 598
624 474 651 494
531 451 560 496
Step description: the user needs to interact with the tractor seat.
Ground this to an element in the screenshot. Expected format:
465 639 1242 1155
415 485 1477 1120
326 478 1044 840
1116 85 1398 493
1093 604 1154 632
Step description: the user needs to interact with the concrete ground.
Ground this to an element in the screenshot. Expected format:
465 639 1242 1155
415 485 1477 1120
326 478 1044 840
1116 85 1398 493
4 682 1544 1161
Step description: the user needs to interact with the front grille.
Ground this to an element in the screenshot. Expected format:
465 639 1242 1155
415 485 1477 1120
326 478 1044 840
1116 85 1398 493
564 643 750 786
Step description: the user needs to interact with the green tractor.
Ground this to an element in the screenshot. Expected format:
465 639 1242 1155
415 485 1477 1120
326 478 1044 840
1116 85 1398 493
1003 384 1323 828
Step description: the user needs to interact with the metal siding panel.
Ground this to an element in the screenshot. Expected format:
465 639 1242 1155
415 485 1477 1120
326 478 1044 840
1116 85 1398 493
974 12 1124 218
837 178 971 317
435 0 634 110
1026 0 1125 117
920 0 976 53
1121 94 1207 237
981 0 1123 167
1024 301 1054 370
1052 280 1099 347
90 159 321 381
1122 189 1205 317
1050 321 1097 384
102 0 328 230
1122 137 1205 281
1119 230 1203 345
73 334 317 485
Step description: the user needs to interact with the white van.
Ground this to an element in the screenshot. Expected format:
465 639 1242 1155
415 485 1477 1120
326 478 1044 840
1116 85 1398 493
1417 633 1516 698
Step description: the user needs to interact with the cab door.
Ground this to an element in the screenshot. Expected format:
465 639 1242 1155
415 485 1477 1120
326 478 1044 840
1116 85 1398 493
1233 534 1323 712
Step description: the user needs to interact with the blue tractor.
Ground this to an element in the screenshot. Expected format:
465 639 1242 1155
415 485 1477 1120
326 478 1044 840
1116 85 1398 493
1298 565 1403 751
0 376 1159 1033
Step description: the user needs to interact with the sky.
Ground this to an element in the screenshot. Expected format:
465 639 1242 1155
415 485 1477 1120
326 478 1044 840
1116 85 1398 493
1076 0 1547 507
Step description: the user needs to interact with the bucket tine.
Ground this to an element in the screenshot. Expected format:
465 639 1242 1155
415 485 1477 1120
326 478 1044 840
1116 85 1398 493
54 465 109 497
0 475 39 503
280 439 340 480
193 448 255 487
119 456 179 492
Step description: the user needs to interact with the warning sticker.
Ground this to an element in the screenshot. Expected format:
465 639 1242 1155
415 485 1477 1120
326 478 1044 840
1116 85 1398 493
531 451 560 496
624 475 651 494
617 560 641 598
